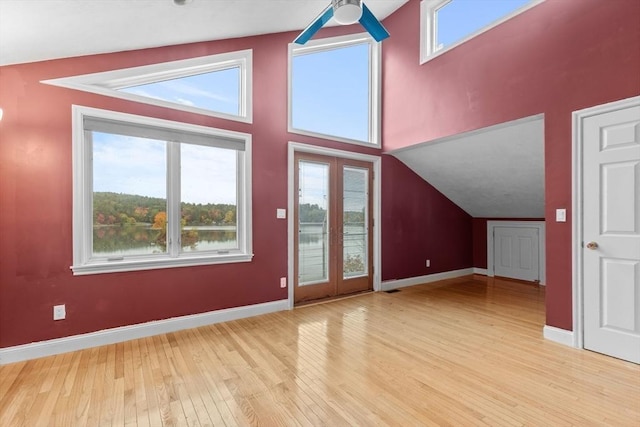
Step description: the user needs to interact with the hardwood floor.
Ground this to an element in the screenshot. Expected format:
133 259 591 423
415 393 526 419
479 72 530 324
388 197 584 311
1 276 639 426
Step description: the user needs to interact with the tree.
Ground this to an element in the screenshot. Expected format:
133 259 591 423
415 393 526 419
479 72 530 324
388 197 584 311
223 210 236 224
152 212 167 230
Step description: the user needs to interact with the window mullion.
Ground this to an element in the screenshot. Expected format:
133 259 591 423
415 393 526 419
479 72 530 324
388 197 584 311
82 130 94 265
235 151 244 253
167 141 181 258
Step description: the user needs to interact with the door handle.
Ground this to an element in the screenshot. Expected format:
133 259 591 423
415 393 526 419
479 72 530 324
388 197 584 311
586 241 598 250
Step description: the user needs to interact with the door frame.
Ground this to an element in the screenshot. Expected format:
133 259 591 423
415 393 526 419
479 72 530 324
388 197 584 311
571 95 640 349
487 220 546 284
288 142 382 309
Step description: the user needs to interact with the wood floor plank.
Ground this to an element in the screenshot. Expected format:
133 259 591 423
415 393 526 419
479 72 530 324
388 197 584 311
1 276 639 426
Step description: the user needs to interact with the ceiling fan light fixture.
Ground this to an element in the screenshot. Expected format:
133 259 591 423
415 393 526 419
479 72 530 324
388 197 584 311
332 0 362 25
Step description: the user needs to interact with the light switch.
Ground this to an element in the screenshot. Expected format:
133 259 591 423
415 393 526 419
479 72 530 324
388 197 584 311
276 208 286 219
556 208 566 222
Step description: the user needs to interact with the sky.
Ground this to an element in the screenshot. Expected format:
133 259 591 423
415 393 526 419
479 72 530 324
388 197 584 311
93 133 237 205
94 0 530 206
437 0 531 48
292 42 370 143
119 67 240 115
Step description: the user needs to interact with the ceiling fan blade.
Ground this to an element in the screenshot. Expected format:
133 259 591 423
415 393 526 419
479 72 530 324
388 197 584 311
294 5 334 45
359 3 390 42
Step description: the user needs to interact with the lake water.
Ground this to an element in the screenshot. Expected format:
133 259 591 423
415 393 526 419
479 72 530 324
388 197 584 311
93 224 237 256
94 223 367 282
298 223 367 285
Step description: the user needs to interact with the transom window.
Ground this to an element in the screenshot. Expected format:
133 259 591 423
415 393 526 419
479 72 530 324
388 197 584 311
118 67 241 116
72 106 252 275
43 50 252 123
288 33 381 147
420 0 542 63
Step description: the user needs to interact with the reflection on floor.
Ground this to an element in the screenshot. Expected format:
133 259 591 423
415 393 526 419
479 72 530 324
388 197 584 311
1 275 638 426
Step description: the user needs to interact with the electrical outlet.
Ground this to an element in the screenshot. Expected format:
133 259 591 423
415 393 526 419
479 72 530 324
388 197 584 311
280 277 287 288
53 304 66 320
426 259 431 267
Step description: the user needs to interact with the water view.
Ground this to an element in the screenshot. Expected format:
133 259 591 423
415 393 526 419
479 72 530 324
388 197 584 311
93 224 237 256
299 223 367 284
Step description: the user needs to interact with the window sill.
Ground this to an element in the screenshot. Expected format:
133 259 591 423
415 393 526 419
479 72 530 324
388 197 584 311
71 253 254 276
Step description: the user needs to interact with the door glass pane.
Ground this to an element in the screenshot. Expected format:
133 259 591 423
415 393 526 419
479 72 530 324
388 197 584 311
180 144 238 253
92 132 167 257
343 167 368 278
298 161 330 285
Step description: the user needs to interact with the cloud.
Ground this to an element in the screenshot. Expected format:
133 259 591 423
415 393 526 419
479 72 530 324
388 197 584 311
92 133 237 205
175 98 196 107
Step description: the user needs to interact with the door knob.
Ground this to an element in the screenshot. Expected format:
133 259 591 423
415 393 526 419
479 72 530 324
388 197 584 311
586 241 598 250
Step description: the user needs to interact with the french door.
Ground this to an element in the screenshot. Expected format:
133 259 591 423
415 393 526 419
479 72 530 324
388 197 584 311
294 152 373 304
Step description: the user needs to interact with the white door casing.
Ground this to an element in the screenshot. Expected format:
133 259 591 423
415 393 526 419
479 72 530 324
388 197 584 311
487 221 546 284
493 226 540 282
580 99 640 364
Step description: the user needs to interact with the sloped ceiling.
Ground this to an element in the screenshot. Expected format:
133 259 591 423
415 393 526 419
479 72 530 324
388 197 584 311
389 115 545 218
0 0 408 66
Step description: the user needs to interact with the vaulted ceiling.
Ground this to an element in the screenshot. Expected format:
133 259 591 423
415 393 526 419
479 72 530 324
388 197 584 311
0 0 408 66
389 116 545 218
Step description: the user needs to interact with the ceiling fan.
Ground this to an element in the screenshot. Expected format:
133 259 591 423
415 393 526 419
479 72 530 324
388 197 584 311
294 0 390 45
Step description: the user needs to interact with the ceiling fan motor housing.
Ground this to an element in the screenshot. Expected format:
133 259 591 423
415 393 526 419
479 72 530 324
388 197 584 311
332 0 363 25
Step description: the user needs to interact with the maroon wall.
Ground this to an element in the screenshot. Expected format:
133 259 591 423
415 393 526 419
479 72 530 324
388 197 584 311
383 0 640 330
472 218 545 270
381 156 472 280
0 21 473 348
0 26 367 348
472 218 489 269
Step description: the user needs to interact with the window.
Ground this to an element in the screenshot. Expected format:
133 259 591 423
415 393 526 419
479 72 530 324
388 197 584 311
43 50 252 123
72 106 252 275
289 33 381 147
420 0 543 63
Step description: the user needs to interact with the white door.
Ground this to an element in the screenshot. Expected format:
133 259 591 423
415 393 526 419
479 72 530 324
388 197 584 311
583 101 640 364
493 226 540 282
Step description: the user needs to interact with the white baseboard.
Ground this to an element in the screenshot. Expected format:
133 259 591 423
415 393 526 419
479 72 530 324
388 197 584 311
543 325 575 347
381 268 474 291
0 299 289 365
473 268 488 275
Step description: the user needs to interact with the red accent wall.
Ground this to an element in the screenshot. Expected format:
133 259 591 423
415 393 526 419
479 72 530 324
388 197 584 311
382 156 472 280
0 26 360 348
473 218 489 269
0 22 472 348
383 0 640 330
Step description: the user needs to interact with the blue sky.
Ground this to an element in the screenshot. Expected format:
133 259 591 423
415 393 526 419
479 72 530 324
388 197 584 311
94 0 530 205
119 67 240 115
437 0 531 47
292 42 369 143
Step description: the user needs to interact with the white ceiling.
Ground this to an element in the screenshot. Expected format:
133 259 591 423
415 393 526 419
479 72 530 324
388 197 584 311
389 116 545 218
0 0 408 66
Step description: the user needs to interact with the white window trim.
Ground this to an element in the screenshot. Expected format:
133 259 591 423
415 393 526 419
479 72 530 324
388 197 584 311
44 50 253 123
288 33 381 148
71 105 253 276
420 0 545 64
